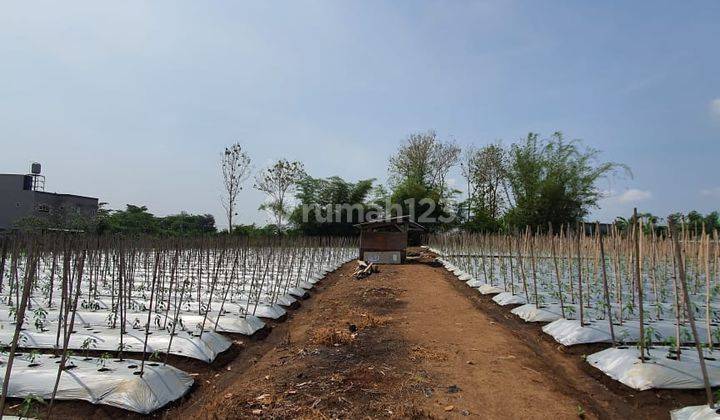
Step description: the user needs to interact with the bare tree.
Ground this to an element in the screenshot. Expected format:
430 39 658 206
221 143 251 233
388 130 460 197
254 159 305 230
463 143 509 219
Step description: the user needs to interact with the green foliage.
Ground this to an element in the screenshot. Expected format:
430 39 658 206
13 205 97 233
290 176 376 236
255 159 306 230
504 132 629 230
458 201 504 233
97 205 216 236
666 210 720 235
389 178 456 231
19 394 45 419
231 223 283 237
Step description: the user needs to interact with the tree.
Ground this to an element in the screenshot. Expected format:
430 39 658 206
388 130 460 199
254 159 305 231
461 143 509 224
504 132 629 229
389 178 456 231
158 212 216 236
290 176 375 235
221 143 252 233
101 205 159 235
95 205 216 236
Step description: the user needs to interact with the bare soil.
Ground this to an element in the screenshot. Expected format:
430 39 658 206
19 252 708 419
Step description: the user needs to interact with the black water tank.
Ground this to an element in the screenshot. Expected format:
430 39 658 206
23 175 33 190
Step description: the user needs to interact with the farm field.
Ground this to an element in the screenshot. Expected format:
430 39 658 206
169 249 710 419
1 233 717 419
0 230 716 419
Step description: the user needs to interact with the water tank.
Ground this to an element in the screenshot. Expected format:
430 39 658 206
30 162 41 175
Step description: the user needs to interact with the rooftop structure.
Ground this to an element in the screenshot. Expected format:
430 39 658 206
0 163 98 231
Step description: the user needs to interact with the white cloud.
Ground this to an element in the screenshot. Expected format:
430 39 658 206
701 187 720 198
711 98 720 118
615 188 652 203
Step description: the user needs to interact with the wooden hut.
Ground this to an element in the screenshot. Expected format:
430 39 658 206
354 216 425 264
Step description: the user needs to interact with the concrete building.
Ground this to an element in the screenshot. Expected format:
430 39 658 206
0 164 98 231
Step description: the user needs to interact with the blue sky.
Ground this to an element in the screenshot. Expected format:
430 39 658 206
1 1 719 228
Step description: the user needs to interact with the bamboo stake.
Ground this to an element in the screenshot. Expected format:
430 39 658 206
670 218 714 408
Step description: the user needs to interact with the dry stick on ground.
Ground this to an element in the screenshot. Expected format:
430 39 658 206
598 223 616 346
670 218 714 408
48 247 87 417
0 245 38 415
633 208 646 362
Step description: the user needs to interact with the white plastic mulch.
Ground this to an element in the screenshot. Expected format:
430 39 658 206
0 321 231 363
0 354 193 414
671 405 720 420
587 346 720 390
542 318 710 347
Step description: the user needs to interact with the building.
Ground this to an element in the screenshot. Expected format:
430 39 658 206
354 215 425 264
0 163 99 231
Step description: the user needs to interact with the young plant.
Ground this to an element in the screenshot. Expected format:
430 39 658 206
565 305 576 320
19 394 45 419
81 337 98 360
115 342 131 362
8 306 17 324
26 349 40 366
617 329 630 346
665 336 679 358
97 352 112 371
106 311 117 328
32 307 48 332
149 349 162 362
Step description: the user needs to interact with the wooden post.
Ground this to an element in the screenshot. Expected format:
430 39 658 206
550 223 565 318
598 222 615 346
576 222 584 326
633 208 645 362
670 218 714 408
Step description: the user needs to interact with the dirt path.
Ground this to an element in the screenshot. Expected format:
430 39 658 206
168 258 672 419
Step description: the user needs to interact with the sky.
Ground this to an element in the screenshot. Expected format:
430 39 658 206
1 1 719 228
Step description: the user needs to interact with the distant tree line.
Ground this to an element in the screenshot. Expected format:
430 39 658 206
614 210 720 236
12 134 714 237
95 205 216 236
